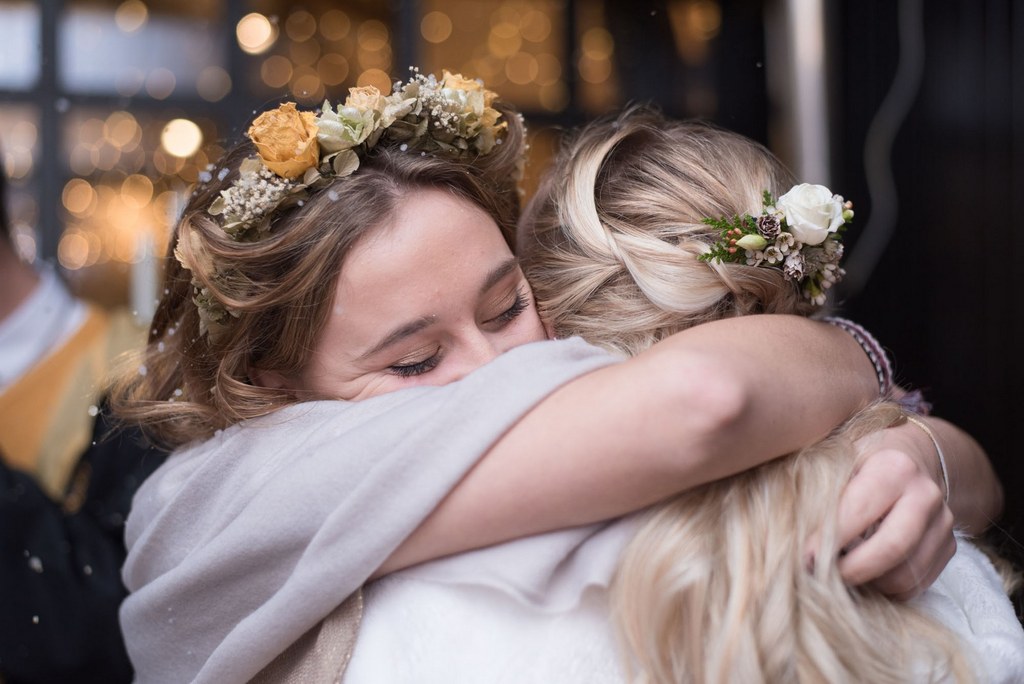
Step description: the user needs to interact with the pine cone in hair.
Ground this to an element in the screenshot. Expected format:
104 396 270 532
757 214 781 240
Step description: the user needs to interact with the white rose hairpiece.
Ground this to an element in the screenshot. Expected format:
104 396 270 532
699 184 854 305
176 67 510 340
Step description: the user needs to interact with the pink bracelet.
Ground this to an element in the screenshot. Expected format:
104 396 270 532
823 316 894 396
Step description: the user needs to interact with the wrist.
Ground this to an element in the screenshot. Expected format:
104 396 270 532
823 316 893 397
900 414 950 503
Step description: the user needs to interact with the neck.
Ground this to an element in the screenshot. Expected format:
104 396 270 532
0 243 41 324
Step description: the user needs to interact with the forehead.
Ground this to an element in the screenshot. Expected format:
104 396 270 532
333 188 514 313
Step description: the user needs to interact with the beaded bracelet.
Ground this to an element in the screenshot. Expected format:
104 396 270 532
903 414 951 504
823 316 894 396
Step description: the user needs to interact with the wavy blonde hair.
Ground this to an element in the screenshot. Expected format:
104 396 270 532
110 100 526 450
520 107 975 683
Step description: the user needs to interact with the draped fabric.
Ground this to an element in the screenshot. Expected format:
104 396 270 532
120 338 616 683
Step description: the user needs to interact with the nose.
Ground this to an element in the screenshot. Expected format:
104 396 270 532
445 329 503 383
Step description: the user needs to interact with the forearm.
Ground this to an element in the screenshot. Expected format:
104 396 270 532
917 415 1002 535
379 315 879 575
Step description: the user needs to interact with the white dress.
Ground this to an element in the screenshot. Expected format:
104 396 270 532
346 521 1024 683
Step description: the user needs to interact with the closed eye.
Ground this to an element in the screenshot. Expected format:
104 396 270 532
388 352 443 377
486 288 529 327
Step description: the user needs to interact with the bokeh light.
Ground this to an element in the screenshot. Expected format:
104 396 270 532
197 67 232 102
114 0 148 33
421 11 453 44
319 9 351 41
237 13 277 55
160 119 202 158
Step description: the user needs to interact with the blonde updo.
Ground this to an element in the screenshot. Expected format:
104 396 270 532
110 99 527 450
519 106 815 357
519 107 979 683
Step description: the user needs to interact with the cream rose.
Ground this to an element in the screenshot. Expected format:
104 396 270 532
345 85 385 113
442 70 500 106
776 183 845 246
247 103 319 179
317 100 377 153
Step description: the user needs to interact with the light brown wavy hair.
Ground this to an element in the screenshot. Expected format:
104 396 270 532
110 99 526 450
520 107 977 683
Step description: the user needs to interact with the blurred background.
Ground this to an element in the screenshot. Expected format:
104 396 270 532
1 0 1021 551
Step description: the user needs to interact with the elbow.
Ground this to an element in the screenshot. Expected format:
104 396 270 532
659 351 750 462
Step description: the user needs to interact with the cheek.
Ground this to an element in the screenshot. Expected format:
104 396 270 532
515 309 550 345
347 375 404 401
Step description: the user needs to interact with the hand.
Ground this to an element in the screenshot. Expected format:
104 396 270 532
814 421 956 600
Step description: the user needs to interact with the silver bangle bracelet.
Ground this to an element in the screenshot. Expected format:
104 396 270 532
903 414 950 504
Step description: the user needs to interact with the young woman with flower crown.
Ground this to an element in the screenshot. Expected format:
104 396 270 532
112 72 1000 682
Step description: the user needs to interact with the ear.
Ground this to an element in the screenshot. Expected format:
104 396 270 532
542 317 556 340
250 368 295 390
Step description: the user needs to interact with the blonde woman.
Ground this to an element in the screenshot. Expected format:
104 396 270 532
514 108 1023 682
348 112 1012 680
114 73 988 682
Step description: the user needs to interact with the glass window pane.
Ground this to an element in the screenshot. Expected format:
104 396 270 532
59 1 226 99
0 1 41 90
0 104 41 262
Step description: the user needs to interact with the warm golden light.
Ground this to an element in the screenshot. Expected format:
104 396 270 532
539 82 569 112
261 55 293 89
505 52 539 85
62 179 97 217
197 67 232 102
145 68 176 99
160 119 203 158
520 9 551 43
289 38 321 67
317 53 350 86
104 111 140 149
578 54 612 84
286 10 318 42
122 174 155 209
535 53 562 86
488 22 522 58
290 68 323 101
421 11 453 44
581 27 614 59
115 0 148 33
357 20 389 52
356 68 391 93
58 231 90 270
319 9 351 41
237 13 277 55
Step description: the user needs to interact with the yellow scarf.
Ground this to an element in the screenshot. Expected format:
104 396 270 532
0 306 144 499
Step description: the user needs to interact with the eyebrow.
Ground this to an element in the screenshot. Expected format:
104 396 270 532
357 257 522 361
479 257 520 296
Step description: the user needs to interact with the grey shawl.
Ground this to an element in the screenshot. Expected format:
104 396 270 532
120 338 615 683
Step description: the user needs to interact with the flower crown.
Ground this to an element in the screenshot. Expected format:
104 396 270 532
175 68 509 340
699 183 854 305
206 67 508 241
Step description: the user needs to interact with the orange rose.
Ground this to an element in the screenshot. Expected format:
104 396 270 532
247 103 320 179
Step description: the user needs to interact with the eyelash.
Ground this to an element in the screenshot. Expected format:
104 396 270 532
488 288 529 326
387 289 530 378
389 354 442 377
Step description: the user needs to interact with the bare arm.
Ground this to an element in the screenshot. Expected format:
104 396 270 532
927 415 1002 533
378 314 877 575
835 413 1002 598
